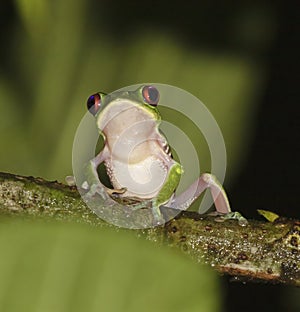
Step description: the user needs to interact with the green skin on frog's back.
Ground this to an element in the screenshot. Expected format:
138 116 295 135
84 85 242 225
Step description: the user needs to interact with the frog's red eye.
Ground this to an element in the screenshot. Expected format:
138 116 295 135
87 93 101 115
142 85 160 106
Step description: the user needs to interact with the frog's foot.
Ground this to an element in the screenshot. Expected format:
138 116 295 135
65 175 76 186
123 200 164 226
151 204 165 226
107 187 127 197
83 182 111 201
211 211 248 227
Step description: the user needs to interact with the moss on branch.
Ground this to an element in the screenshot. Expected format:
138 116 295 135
0 172 299 286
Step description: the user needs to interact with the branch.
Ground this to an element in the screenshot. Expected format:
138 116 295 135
0 172 299 286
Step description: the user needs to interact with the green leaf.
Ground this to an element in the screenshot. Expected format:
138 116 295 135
0 220 221 312
257 209 280 222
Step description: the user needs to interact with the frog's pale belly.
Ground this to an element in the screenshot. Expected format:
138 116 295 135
105 156 168 199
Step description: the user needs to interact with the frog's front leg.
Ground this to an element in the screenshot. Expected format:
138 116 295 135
84 148 125 201
84 150 109 200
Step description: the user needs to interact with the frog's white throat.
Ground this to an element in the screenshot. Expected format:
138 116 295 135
97 99 156 134
99 99 160 163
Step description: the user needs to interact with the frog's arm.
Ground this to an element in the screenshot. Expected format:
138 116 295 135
84 149 111 200
84 147 127 201
167 173 231 214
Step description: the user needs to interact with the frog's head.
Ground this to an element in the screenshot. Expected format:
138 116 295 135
86 85 161 139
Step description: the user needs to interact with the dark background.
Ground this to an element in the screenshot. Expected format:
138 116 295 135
230 2 299 311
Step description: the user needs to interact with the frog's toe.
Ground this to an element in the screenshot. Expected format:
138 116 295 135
214 211 248 227
65 175 76 186
107 187 127 196
83 183 110 201
151 205 165 226
153 215 165 226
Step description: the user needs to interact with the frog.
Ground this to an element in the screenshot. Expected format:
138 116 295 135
82 85 246 226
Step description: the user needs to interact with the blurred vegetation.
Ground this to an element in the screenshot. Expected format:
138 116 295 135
0 0 272 183
0 220 221 312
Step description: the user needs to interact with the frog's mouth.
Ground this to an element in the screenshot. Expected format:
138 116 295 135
96 99 159 132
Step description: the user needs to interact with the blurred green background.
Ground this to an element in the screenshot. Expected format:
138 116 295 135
0 0 299 311
0 0 264 181
0 220 221 312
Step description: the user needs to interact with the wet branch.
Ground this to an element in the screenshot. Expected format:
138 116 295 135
0 172 299 286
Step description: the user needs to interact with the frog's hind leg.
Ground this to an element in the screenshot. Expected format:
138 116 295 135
167 173 247 225
167 173 231 214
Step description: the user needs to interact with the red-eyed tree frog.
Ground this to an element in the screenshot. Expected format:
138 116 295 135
83 85 247 226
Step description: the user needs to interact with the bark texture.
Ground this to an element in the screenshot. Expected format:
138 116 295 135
0 172 299 286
